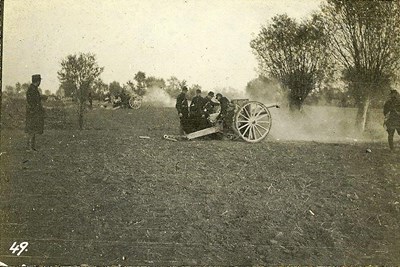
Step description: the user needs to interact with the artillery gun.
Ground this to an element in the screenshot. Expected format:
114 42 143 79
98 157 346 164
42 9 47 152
164 99 279 143
108 91 143 109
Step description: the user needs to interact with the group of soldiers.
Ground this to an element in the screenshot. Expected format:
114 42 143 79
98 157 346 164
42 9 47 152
175 86 231 135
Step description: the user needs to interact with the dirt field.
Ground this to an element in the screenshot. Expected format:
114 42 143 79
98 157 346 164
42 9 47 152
0 99 399 265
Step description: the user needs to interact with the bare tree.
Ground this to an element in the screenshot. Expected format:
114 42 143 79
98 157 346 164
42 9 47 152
322 0 400 131
58 53 104 130
251 14 331 111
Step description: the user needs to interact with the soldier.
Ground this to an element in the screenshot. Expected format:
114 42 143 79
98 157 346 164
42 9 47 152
175 86 189 134
383 89 400 151
189 89 205 131
197 91 216 130
25 74 44 151
216 93 230 120
203 91 216 114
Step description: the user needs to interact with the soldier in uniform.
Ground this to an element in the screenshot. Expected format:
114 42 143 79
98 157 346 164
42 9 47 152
25 74 44 151
197 91 217 130
216 93 235 130
175 86 189 134
189 89 205 132
216 93 230 120
383 89 400 151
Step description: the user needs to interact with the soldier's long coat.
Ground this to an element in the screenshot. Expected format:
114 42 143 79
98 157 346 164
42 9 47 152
25 84 44 134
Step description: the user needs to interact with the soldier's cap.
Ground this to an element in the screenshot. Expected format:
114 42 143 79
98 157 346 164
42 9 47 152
182 86 188 92
208 91 215 97
196 89 201 93
32 74 42 82
216 93 222 98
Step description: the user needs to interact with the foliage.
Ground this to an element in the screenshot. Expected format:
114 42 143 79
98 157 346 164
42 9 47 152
250 14 331 110
246 76 282 103
58 79 76 99
145 76 166 90
322 0 400 96
109 81 124 96
58 53 104 102
125 71 148 97
91 78 108 100
321 0 400 129
3 82 30 98
164 76 186 98
57 53 104 129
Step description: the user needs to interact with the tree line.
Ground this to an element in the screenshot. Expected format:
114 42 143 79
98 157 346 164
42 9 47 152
56 53 204 101
4 0 400 132
250 0 400 131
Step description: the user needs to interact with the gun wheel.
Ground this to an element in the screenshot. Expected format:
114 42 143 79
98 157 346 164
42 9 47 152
234 101 272 143
129 97 142 109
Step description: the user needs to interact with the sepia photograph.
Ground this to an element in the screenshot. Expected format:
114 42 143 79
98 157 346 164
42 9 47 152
0 0 399 265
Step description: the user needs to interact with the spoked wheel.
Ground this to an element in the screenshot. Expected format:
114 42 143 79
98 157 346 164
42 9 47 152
234 101 272 143
129 96 142 109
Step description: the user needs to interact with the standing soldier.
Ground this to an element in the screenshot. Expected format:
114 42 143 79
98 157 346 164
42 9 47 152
383 89 400 151
216 93 230 120
176 86 189 134
189 89 205 131
25 74 44 151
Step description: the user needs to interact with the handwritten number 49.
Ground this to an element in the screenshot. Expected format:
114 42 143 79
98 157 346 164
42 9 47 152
9 242 29 256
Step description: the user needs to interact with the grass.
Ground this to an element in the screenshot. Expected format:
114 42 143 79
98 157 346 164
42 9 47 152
0 99 399 265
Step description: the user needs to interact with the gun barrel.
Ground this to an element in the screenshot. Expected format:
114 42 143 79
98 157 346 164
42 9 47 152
265 103 280 109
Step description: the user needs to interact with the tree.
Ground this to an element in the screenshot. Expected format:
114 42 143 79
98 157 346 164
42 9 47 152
20 83 30 97
250 14 331 111
58 53 104 129
134 71 146 96
109 81 123 96
125 71 147 96
164 76 184 98
145 76 166 90
246 76 281 103
92 78 108 100
59 79 76 99
55 86 64 98
322 0 400 131
5 85 15 96
15 82 22 94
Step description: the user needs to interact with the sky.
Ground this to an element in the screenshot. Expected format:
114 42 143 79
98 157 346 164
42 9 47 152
3 0 322 93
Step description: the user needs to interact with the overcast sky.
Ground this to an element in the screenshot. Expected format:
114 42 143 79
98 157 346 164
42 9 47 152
3 0 322 93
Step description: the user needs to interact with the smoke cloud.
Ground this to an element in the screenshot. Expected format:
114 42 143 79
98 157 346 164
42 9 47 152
141 85 386 143
142 86 176 107
268 105 386 143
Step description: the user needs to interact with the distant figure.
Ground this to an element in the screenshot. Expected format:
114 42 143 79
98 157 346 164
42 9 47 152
175 86 189 134
383 89 400 151
25 74 44 151
189 89 205 131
